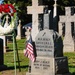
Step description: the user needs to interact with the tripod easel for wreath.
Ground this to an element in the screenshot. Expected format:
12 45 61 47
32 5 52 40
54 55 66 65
0 13 21 75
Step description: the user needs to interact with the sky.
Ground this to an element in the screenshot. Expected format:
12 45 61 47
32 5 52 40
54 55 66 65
0 0 4 4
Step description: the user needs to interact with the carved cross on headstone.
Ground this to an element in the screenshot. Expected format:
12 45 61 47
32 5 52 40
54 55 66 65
27 0 45 41
59 7 75 52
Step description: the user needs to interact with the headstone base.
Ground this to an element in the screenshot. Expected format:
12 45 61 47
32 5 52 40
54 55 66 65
56 72 71 75
63 36 74 52
31 57 55 74
63 45 74 52
55 57 69 74
26 72 54 75
16 36 21 40
26 72 71 75
26 57 70 75
26 72 40 75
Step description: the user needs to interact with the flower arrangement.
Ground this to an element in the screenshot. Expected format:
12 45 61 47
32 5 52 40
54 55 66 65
0 4 16 16
0 3 17 35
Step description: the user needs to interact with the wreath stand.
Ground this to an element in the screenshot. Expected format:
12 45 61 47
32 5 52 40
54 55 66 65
12 30 21 75
4 30 21 75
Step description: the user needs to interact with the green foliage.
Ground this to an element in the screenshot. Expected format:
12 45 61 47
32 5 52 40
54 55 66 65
3 0 75 25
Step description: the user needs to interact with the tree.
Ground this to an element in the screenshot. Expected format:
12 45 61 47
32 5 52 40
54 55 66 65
3 0 75 25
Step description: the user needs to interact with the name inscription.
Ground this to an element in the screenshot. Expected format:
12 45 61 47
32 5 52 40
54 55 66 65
35 37 54 56
34 60 50 70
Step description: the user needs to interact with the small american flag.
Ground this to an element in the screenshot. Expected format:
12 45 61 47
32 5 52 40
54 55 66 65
24 35 35 62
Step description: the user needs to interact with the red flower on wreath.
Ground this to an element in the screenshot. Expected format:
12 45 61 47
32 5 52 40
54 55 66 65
0 4 16 16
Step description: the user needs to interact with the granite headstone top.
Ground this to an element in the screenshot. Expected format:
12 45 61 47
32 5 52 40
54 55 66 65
35 29 63 57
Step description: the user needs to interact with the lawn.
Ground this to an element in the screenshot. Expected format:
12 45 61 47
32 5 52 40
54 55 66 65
0 38 75 75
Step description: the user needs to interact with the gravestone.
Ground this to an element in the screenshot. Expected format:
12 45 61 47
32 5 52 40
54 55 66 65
16 20 22 39
0 38 7 70
25 28 31 41
59 7 75 52
0 36 7 53
27 0 45 41
0 38 3 66
26 11 70 75
53 0 58 31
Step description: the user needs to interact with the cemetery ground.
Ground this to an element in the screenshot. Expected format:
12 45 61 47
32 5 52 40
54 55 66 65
0 38 75 75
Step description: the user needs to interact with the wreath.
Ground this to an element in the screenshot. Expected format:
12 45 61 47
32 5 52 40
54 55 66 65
0 4 16 35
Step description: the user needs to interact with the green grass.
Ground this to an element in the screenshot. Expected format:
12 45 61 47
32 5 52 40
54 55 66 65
7 38 26 50
3 38 75 74
4 52 29 72
64 52 75 74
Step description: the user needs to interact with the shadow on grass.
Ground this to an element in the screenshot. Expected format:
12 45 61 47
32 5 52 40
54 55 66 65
0 65 28 71
71 72 75 75
8 65 28 70
6 49 13 52
69 65 75 68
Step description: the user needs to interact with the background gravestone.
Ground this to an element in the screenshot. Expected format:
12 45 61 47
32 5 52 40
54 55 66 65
59 7 75 52
0 36 7 53
0 38 3 66
27 0 45 41
16 20 22 39
0 38 7 71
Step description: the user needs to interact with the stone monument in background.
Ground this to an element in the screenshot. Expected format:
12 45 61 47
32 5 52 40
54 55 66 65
16 20 22 39
27 0 45 41
59 7 75 52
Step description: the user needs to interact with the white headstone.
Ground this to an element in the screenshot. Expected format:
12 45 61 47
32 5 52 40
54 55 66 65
16 20 22 39
53 0 57 31
59 7 75 52
53 0 57 17
0 36 7 53
27 0 45 41
25 28 31 41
